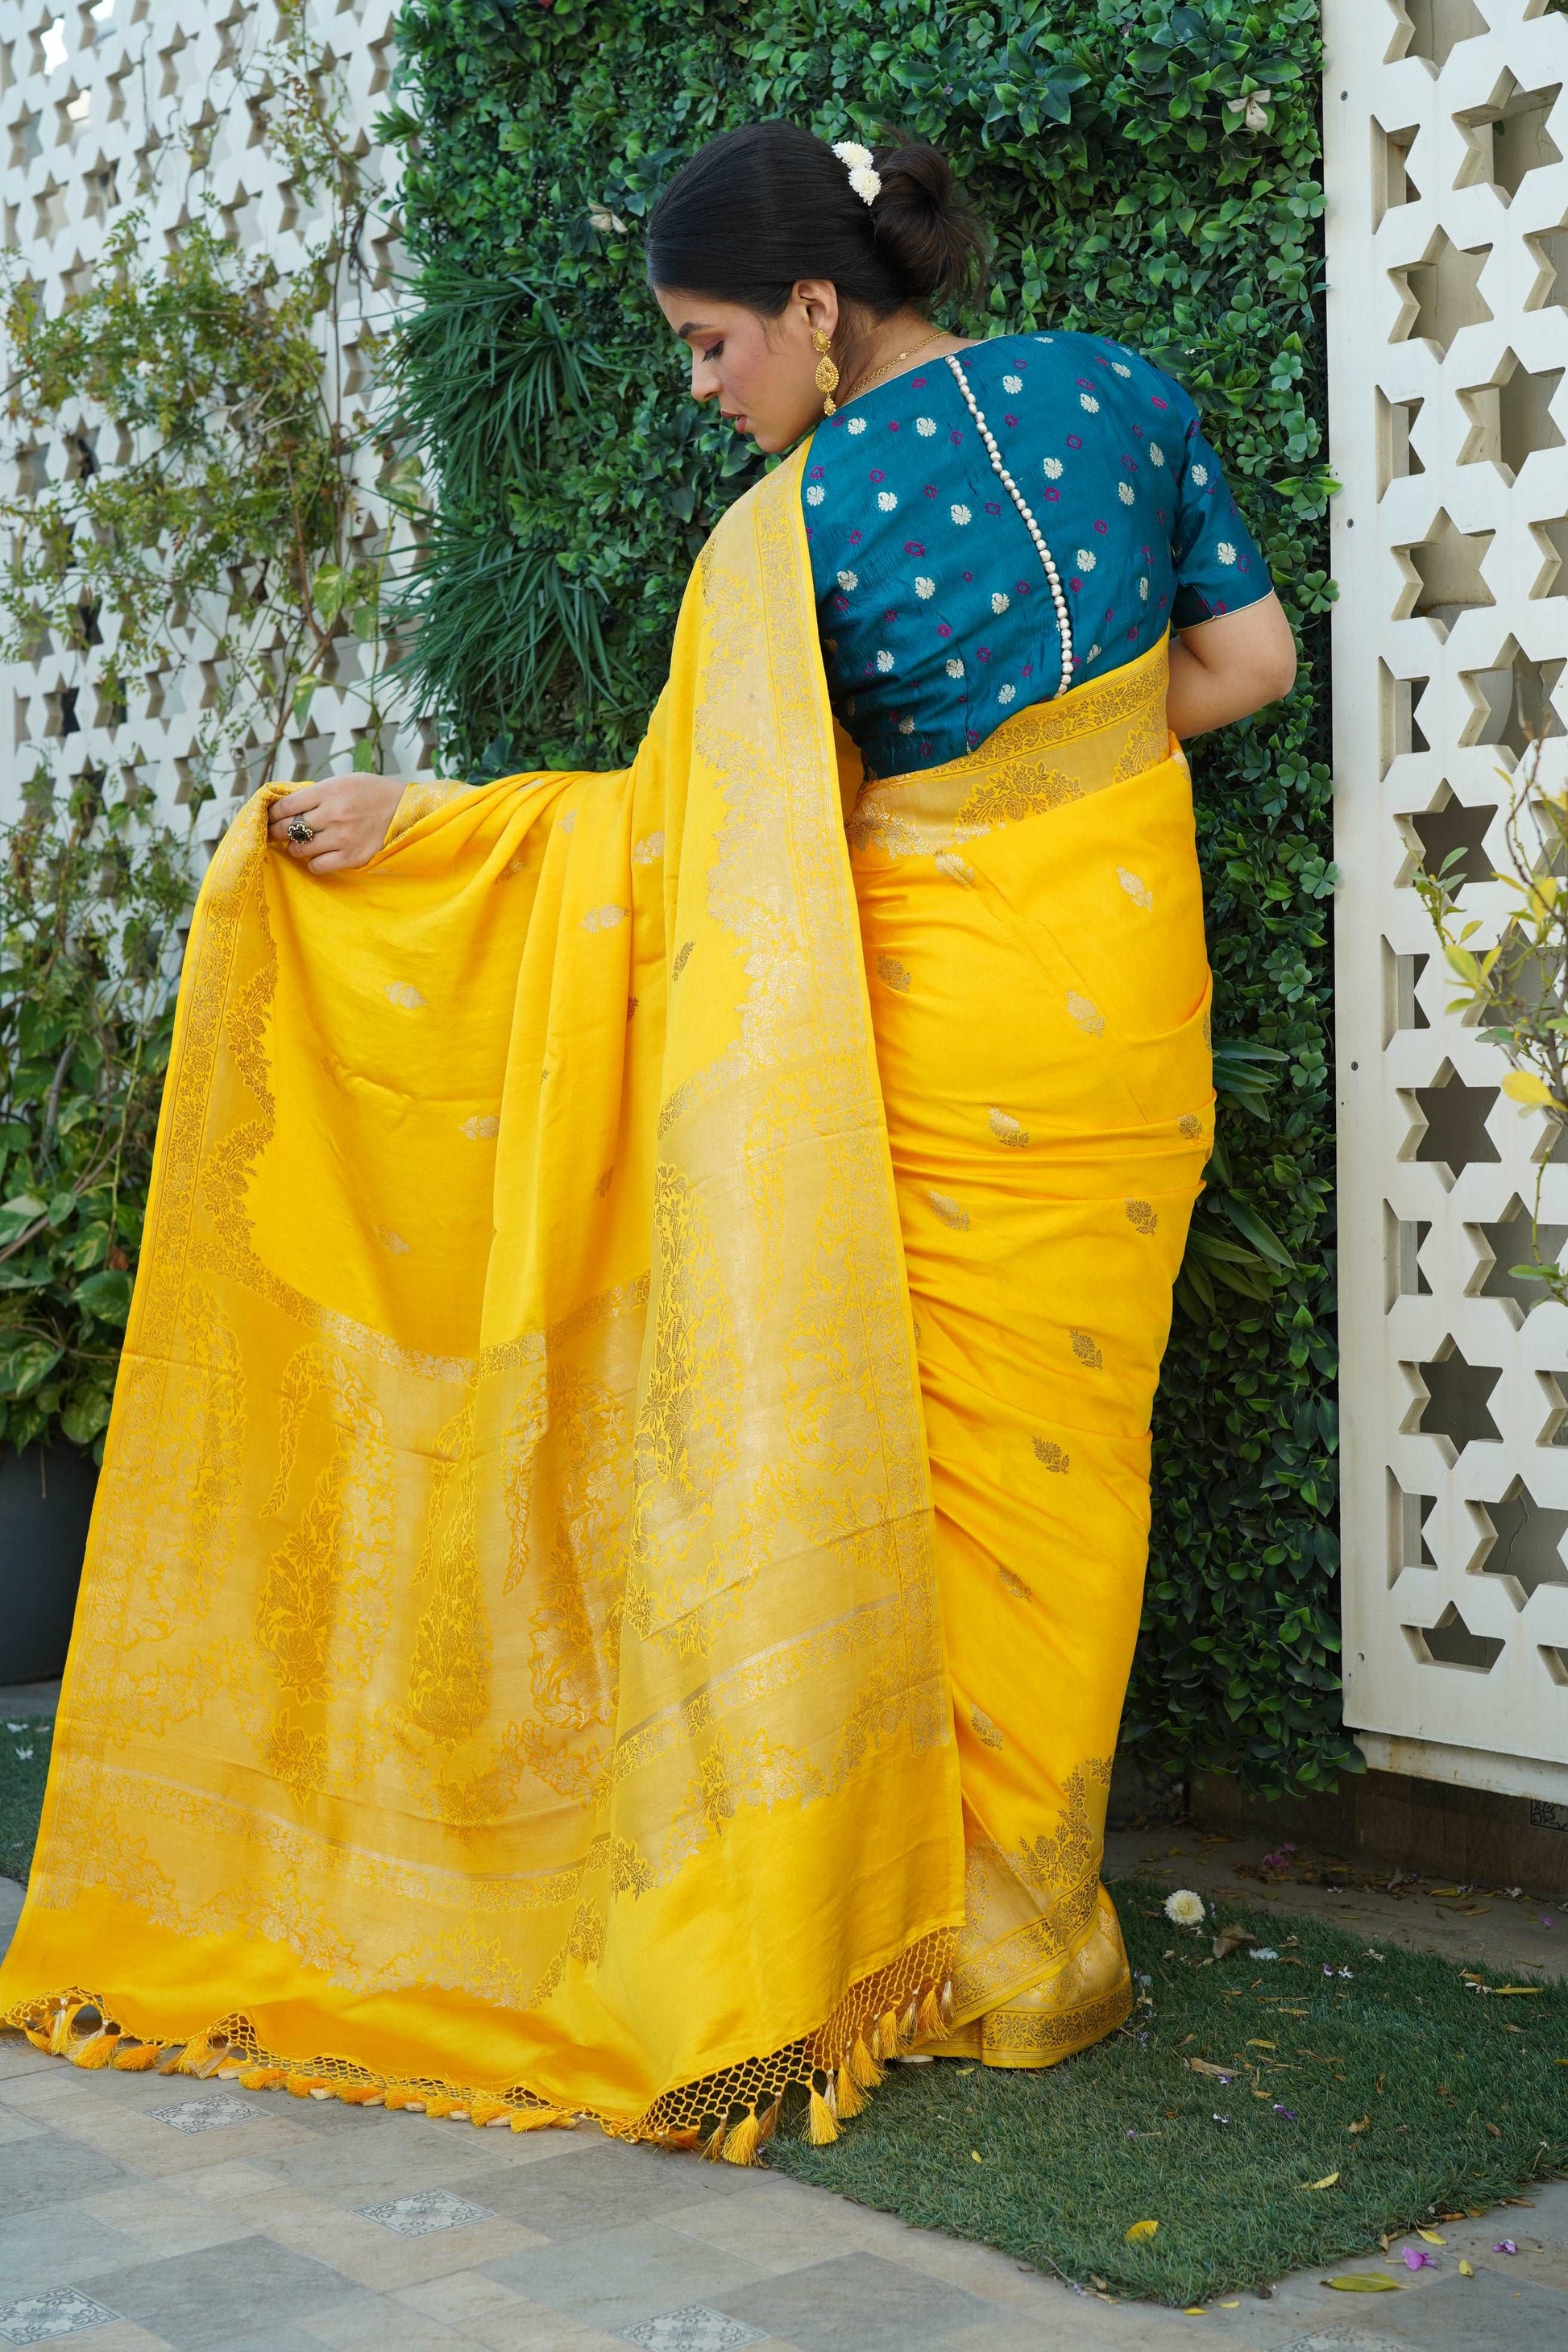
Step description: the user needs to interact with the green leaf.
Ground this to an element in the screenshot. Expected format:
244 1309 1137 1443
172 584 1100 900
0 1194 46 1247
0 1333 64 1397
74 1267 133 1325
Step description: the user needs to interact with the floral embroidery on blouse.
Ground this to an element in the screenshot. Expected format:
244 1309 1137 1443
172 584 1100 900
803 329 1271 780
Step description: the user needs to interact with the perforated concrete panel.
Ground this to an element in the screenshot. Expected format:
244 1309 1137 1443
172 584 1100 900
1329 0 1568 1798
0 0 426 852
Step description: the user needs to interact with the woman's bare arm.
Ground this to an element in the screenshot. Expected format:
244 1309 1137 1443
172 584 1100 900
1166 592 1297 740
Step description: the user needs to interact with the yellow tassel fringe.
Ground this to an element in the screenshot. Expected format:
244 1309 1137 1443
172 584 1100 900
509 2106 575 2133
721 2110 761 2166
916 1985 946 2045
112 2041 164 2072
69 2030 122 2070
807 2086 840 2145
848 2035 883 2089
834 2062 867 2120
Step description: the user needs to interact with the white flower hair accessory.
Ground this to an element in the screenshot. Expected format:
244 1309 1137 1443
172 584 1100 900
832 139 881 205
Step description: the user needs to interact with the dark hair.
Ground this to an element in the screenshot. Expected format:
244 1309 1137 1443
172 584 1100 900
646 121 987 316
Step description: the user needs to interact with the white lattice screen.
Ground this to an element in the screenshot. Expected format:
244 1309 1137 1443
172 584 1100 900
0 0 428 852
1329 0 1568 1799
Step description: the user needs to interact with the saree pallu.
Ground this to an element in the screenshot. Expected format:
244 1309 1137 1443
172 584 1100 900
0 448 1209 2135
848 646 1212 2064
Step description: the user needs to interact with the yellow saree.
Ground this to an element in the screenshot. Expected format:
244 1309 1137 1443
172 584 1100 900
0 446 1210 2136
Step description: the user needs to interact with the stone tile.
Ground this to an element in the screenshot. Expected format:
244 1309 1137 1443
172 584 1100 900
715 2250 1002 2352
479 2221 771 2334
58 2328 175 2352
181 2164 292 2207
80 2184 259 2262
654 2194 877 2279
293 2288 466 2347
82 2236 364 2351
393 2271 636 2352
620 2308 768 2350
242 2117 554 2207
37 2101 313 2179
0 2036 52 2085
356 2190 496 2239
473 2145 740 2242
1331 2264 1568 2347
0 2131 137 2217
0 2113 42 2148
246 2190 548 2295
0 2208 146 2298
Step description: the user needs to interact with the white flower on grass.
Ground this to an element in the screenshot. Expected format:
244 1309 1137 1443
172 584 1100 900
1043 456 1064 479
916 415 937 436
1112 361 1131 378
1080 393 1100 413
875 649 894 672
1250 1947 1280 1961
1002 372 1023 392
1190 463 1209 487
1118 481 1135 505
1149 441 1165 467
998 682 1016 704
945 656 964 678
848 417 868 436
1217 540 1238 565
1076 549 1097 572
991 591 1010 614
951 503 972 525
915 575 935 599
1165 1888 1205 1929
837 569 859 591
877 490 898 512
806 484 824 505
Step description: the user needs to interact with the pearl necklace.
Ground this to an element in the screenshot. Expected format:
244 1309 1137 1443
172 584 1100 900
944 352 1074 697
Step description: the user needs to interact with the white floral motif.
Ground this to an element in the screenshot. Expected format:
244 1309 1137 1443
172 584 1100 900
916 416 937 436
1217 541 1237 565
1139 577 1149 600
837 569 859 591
915 575 935 599
1111 361 1131 378
898 715 915 733
806 484 824 505
875 649 894 672
951 504 972 525
1043 457 1064 479
1149 441 1165 467
1118 481 1135 505
998 682 1016 705
848 417 867 436
991 591 1010 614
1080 393 1100 412
1076 549 1097 572
945 657 964 678
1190 463 1209 486
1002 373 1023 393
877 490 898 512
1087 644 1101 659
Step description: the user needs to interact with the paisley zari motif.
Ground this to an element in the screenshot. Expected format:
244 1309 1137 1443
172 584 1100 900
2 455 1212 2145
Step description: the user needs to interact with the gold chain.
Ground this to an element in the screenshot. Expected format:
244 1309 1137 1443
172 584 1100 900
843 328 948 404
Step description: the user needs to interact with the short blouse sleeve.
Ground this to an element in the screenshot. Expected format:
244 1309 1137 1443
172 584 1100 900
1167 386 1272 630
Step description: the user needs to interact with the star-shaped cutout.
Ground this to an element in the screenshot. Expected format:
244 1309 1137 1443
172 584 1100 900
1458 350 1564 481
1411 1603 1504 1674
1475 1478 1568 1602
1462 639 1566 761
1409 1339 1502 1455
1393 230 1493 358
1407 1063 1500 1179
1396 509 1495 633
1471 1197 1568 1318
1405 792 1496 891
1457 73 1563 202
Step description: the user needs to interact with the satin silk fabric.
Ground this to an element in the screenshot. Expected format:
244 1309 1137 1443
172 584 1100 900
848 638 1213 2062
2 454 1209 2122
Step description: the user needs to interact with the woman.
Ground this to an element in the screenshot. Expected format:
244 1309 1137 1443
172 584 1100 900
2 126 1292 2138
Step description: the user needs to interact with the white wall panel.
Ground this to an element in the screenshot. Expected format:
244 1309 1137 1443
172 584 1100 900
1328 0 1568 1795
0 0 427 854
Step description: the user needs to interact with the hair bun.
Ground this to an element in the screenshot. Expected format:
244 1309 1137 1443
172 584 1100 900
869 142 988 302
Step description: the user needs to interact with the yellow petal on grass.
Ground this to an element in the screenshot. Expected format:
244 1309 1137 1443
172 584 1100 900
1126 2219 1159 2242
1323 2275 1400 2292
1303 2172 1341 2191
1502 1070 1558 1109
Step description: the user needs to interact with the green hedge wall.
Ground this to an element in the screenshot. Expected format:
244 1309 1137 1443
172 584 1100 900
385 0 1352 1794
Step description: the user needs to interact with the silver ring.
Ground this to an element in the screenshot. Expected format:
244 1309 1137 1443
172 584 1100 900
285 817 316 845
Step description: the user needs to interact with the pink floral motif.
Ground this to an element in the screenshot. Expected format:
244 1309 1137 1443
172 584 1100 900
1066 433 1083 450
1004 413 1018 428
1093 518 1109 534
984 500 1002 514
849 529 863 544
869 468 886 483
1069 576 1083 592
1151 394 1168 409
902 540 927 554
961 570 974 583
924 485 939 500
936 622 952 638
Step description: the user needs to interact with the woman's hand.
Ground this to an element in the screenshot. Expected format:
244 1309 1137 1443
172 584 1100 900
1167 594 1297 740
267 774 411 873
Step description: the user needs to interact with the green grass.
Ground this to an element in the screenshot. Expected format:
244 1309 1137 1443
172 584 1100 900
0 1715 52 1885
769 1881 1568 2307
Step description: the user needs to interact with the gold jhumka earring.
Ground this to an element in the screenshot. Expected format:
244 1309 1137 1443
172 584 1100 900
811 328 840 416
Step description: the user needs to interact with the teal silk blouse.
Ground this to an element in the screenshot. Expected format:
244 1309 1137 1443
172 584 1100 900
803 330 1272 781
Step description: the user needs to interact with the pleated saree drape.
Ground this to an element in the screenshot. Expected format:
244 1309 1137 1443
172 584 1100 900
0 447 1211 2138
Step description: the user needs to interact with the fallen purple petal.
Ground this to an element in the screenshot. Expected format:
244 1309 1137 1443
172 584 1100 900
1402 2248 1435 2271
1495 2240 1517 2255
1272 2104 1296 2118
